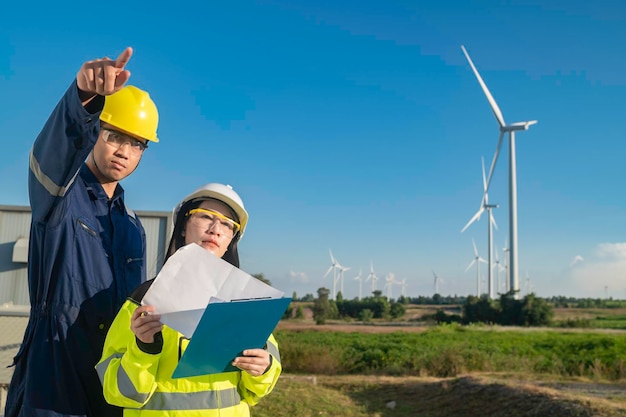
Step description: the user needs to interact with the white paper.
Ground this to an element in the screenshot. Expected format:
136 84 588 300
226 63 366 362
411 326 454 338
142 243 284 337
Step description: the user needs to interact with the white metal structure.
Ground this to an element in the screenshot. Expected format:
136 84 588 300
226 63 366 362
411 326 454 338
461 45 537 299
354 269 363 300
502 239 510 293
337 264 351 297
384 272 395 299
365 260 378 294
465 238 487 296
461 157 499 299
432 270 441 295
323 249 346 300
400 278 408 297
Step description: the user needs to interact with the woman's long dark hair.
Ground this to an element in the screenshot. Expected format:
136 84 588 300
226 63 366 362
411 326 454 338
163 199 241 268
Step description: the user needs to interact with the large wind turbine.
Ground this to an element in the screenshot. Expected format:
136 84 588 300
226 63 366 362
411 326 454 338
461 157 499 299
461 45 537 299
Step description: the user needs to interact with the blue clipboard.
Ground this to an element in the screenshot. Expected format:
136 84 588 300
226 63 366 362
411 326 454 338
172 297 292 378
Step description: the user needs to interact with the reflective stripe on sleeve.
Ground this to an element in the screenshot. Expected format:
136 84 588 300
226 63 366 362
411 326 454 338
266 339 280 363
30 148 78 197
95 353 150 403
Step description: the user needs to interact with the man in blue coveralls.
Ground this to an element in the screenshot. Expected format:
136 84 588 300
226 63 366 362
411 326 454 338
5 47 160 417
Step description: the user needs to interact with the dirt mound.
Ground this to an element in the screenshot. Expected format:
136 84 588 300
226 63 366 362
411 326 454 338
315 374 626 417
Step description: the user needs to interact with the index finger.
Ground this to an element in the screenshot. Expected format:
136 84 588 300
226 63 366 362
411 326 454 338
115 47 133 69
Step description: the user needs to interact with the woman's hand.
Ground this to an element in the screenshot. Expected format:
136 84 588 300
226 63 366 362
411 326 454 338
232 348 271 377
130 305 163 344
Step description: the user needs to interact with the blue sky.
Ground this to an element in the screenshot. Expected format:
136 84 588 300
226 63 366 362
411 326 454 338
2 1 626 300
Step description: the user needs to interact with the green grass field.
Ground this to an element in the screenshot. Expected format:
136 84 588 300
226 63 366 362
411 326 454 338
252 304 626 416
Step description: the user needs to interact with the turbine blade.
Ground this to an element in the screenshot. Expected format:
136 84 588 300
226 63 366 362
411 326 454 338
323 265 333 277
485 131 504 192
472 238 479 256
461 207 484 233
461 45 506 128
481 157 487 193
490 210 498 230
465 259 476 272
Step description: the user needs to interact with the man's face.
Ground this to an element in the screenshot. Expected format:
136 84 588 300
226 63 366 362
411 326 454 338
89 124 147 183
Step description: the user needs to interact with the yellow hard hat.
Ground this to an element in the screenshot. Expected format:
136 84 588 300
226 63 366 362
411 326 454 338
100 85 159 142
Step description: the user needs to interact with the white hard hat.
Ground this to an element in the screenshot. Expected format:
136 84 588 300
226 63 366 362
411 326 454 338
173 183 248 238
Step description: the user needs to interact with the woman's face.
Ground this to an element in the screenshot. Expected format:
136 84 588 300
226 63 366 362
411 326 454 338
184 199 237 258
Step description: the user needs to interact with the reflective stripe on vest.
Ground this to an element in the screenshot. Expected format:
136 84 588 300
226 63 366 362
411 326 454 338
142 390 241 410
96 353 242 410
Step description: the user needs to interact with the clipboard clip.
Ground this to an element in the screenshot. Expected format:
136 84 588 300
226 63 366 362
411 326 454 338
230 296 273 302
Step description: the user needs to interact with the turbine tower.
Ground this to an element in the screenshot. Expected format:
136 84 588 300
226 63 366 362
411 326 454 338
384 273 395 299
354 269 363 300
461 157 499 299
465 238 487 296
432 270 440 295
494 250 506 295
337 264 351 298
323 249 343 300
461 45 537 299
365 260 378 295
502 239 510 293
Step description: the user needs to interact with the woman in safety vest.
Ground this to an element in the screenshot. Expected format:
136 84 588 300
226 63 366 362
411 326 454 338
96 183 282 416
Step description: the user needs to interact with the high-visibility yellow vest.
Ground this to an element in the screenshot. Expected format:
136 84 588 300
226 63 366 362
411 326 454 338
96 299 282 416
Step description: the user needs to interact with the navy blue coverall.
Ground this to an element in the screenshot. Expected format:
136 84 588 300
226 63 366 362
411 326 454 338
4 81 147 417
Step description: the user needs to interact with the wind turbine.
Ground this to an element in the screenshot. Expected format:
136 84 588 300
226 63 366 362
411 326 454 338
365 260 378 294
524 270 532 295
502 239 510 293
322 249 343 300
384 273 395 299
461 157 499 299
465 238 487 296
354 269 363 300
461 45 537 300
432 270 441 295
337 264 351 298
400 278 408 297
494 250 506 295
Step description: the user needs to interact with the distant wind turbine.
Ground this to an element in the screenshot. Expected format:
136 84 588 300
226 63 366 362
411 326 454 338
461 45 537 300
502 239 510 293
433 270 441 295
494 250 506 295
337 264 350 298
366 261 378 294
524 270 532 295
384 273 396 299
354 269 363 300
465 238 487 296
323 249 345 300
461 157 499 299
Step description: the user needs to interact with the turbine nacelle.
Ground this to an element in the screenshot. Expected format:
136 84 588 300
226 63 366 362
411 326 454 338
502 120 538 132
